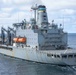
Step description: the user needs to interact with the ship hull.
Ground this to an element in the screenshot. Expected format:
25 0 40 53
0 46 76 66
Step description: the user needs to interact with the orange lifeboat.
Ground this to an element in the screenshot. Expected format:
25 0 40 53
13 37 26 43
13 38 19 43
18 38 26 43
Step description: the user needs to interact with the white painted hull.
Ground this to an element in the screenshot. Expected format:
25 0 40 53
0 46 76 66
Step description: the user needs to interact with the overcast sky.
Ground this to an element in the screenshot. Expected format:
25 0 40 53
0 0 76 33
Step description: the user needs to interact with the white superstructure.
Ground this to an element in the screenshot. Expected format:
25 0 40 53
0 5 76 66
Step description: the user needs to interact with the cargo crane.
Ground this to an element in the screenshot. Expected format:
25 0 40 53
8 27 16 45
1 27 5 44
1 27 11 45
13 20 27 29
13 22 24 28
8 27 16 37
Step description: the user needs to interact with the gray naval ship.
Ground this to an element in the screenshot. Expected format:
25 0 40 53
0 5 76 66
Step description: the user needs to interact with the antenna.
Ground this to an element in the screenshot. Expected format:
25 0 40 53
18 12 19 23
63 15 64 29
62 10 65 29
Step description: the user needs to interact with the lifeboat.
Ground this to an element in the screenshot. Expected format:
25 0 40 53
18 38 26 43
13 38 19 43
13 37 26 43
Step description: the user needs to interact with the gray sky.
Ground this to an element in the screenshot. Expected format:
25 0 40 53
0 0 76 33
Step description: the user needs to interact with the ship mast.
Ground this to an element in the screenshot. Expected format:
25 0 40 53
31 4 38 24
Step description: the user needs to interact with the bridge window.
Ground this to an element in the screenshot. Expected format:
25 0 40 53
74 55 76 57
68 55 73 58
44 19 46 20
47 54 52 57
57 55 60 58
54 55 56 58
47 54 60 58
43 15 46 17
62 55 67 58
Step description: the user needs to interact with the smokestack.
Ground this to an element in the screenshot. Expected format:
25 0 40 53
37 5 48 28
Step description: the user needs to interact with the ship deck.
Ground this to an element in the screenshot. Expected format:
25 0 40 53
0 44 76 55
40 49 76 55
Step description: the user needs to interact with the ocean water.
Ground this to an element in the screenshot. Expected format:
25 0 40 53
68 33 76 48
0 33 76 75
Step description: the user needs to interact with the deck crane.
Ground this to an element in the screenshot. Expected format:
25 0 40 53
1 27 11 45
1 27 5 44
8 27 16 45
